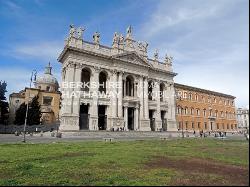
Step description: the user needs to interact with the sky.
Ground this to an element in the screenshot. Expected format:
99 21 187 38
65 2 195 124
0 0 249 108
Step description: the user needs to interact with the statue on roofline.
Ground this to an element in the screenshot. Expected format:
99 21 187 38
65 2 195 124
165 53 173 65
69 24 76 38
138 41 148 52
154 49 159 61
119 34 124 44
93 31 100 44
77 27 85 39
113 32 119 44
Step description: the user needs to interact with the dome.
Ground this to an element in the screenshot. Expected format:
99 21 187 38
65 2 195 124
34 62 59 92
36 74 58 85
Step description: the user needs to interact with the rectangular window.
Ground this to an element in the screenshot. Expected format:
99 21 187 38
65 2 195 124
216 123 219 129
204 122 207 129
192 122 194 129
43 96 53 105
198 122 200 129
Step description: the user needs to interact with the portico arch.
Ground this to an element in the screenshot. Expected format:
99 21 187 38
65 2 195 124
81 68 91 91
125 75 134 96
148 80 154 100
160 83 165 102
99 71 108 94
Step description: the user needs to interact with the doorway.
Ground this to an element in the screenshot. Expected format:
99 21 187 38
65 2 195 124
161 111 167 131
98 105 107 130
149 110 155 131
79 104 89 130
128 107 134 130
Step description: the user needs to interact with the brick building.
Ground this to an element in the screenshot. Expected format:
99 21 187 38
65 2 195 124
175 83 237 132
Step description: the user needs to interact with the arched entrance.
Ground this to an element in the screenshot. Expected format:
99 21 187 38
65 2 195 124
98 105 107 130
81 68 91 92
125 76 134 96
99 71 107 94
148 80 153 100
128 107 134 130
160 83 165 102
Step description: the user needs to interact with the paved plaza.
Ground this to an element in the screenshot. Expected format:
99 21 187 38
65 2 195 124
0 131 246 144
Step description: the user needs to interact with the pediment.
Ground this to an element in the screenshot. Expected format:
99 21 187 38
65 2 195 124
112 51 150 67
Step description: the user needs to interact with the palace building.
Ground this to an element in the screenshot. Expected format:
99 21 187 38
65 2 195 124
9 63 60 125
175 83 238 132
237 107 249 132
58 25 177 131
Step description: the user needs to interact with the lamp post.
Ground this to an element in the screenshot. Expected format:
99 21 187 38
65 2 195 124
23 70 37 143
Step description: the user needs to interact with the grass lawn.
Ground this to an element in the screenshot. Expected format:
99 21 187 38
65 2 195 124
0 138 249 186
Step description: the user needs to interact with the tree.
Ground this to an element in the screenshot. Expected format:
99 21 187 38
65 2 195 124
27 95 41 125
14 102 26 125
0 81 9 124
14 95 41 125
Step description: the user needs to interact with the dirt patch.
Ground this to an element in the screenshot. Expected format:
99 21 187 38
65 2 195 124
146 157 249 186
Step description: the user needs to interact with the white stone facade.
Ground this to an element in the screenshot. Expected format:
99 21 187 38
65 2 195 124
237 108 249 131
58 25 177 131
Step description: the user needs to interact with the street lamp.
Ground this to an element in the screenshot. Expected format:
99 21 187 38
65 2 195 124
23 70 37 143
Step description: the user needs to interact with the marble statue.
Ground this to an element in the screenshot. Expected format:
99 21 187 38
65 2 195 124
77 27 85 39
113 32 119 44
154 49 159 60
165 53 173 65
69 24 76 38
119 34 124 44
138 41 148 52
93 32 100 44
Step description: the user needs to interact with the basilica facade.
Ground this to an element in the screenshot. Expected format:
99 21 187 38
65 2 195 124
58 25 177 131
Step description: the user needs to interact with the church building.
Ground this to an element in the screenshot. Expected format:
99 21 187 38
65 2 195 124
58 25 178 131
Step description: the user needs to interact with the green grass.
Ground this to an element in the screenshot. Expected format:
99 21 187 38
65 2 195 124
0 139 248 186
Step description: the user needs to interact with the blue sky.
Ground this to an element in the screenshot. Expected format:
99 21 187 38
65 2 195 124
0 0 249 108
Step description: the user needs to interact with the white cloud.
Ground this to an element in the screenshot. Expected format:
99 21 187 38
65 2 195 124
12 41 63 61
137 0 249 107
0 66 61 102
0 68 31 100
138 0 232 39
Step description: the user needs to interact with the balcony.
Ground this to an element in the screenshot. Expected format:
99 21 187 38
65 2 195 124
160 101 168 110
208 115 217 121
123 96 139 103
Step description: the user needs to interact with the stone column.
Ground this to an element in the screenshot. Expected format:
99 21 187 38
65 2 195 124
143 77 149 119
139 76 144 119
166 83 178 131
111 71 118 117
89 68 99 130
59 64 79 131
134 106 139 130
72 67 81 115
124 105 128 130
139 77 151 131
155 81 162 131
117 72 123 118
